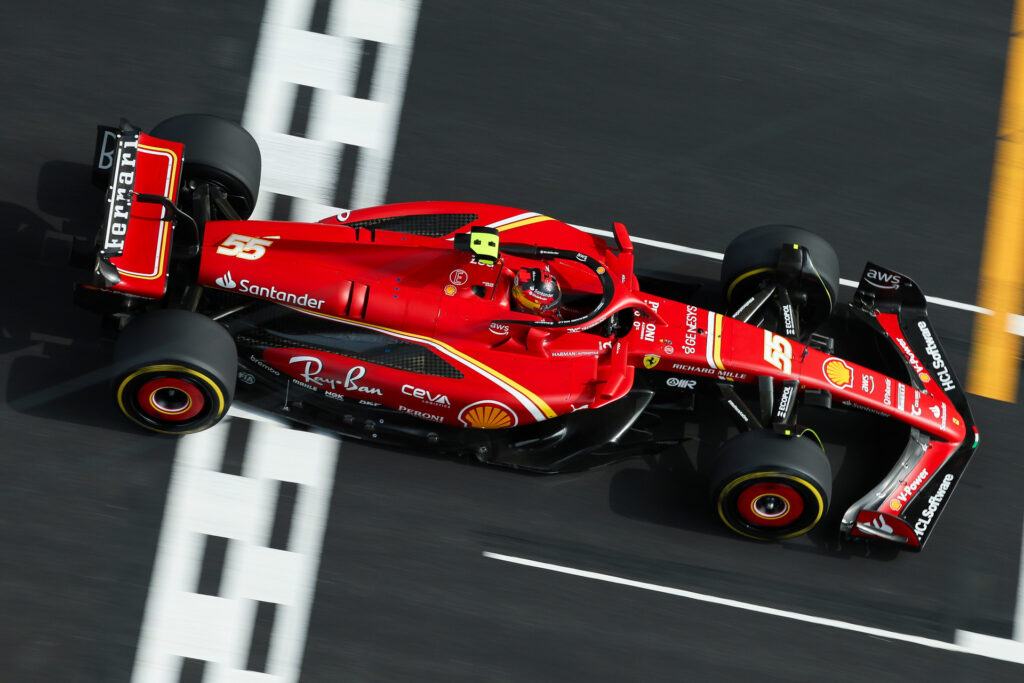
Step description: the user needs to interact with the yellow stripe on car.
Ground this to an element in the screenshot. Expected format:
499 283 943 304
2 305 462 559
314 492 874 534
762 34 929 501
289 306 558 420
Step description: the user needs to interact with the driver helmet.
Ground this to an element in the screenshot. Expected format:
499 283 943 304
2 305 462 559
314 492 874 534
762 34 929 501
512 267 561 313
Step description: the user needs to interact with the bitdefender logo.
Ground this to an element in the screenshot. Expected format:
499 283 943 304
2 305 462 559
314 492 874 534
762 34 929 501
216 271 237 289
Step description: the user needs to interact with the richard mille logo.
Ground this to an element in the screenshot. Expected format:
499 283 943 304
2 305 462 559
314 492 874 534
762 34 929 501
216 271 237 289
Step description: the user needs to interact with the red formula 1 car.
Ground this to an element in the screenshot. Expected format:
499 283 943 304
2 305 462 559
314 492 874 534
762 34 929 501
74 115 979 549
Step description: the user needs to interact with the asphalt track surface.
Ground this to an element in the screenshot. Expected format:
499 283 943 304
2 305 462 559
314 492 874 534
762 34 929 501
2 1 1023 681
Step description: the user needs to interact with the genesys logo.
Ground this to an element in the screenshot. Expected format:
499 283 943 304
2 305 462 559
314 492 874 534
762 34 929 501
865 268 902 290
217 274 325 310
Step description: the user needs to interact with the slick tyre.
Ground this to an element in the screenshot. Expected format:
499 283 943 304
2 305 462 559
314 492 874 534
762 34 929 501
113 310 237 435
710 430 831 541
721 225 840 333
150 114 261 219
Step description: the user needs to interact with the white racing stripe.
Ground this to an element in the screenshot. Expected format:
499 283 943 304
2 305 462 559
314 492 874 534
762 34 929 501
483 551 1024 666
285 305 551 421
488 211 540 228
704 310 717 370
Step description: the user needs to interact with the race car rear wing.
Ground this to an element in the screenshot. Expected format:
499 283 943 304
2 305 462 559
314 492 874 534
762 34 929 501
85 123 184 299
841 263 979 549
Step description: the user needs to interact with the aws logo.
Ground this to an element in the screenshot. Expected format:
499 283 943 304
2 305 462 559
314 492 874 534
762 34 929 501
865 268 902 290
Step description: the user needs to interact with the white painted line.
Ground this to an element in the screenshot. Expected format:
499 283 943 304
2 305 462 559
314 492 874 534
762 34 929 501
575 225 993 316
1007 313 1024 336
482 551 1024 666
573 224 726 261
132 420 339 683
1017 516 1024 642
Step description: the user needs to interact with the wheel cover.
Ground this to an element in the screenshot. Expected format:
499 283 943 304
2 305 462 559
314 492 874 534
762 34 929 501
137 377 205 421
717 470 825 540
736 483 805 527
117 364 226 434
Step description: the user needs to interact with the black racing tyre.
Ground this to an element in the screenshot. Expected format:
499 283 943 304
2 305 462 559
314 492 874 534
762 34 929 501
150 114 261 219
710 429 832 541
721 224 840 333
113 309 237 435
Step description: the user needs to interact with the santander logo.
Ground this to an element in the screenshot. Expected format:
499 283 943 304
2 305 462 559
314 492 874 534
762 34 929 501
216 271 237 289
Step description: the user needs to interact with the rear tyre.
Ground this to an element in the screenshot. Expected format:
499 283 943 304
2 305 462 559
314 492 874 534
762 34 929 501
721 224 840 333
113 310 237 435
710 429 831 541
150 114 261 219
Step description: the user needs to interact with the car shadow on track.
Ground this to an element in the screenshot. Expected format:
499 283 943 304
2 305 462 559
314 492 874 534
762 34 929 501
607 404 907 561
1 161 134 433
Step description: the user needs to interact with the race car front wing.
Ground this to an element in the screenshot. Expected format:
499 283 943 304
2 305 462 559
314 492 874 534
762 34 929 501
841 263 979 549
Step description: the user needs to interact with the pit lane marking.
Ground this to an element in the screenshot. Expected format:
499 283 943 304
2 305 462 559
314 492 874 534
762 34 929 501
483 551 1024 666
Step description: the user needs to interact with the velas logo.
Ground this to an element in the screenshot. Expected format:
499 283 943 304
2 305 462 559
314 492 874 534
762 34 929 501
216 271 236 289
822 358 853 389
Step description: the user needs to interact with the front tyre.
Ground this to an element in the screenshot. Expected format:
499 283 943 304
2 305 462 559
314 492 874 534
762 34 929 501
710 430 831 541
721 224 840 334
113 310 237 434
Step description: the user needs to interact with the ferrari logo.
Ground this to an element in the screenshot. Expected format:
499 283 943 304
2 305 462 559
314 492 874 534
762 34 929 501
643 354 660 369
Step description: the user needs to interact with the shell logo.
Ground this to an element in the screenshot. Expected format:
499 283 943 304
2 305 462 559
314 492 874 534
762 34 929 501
919 371 931 383
889 499 902 512
822 358 854 389
458 400 518 429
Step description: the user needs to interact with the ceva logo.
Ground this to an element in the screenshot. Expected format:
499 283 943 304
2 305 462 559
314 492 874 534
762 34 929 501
216 271 236 289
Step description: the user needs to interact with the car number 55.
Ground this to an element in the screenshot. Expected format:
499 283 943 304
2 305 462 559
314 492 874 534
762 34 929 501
216 234 274 260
